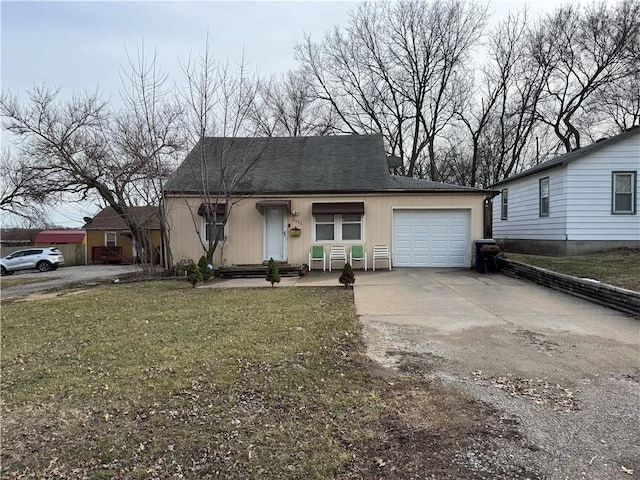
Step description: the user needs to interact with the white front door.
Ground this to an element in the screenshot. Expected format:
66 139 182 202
264 208 287 261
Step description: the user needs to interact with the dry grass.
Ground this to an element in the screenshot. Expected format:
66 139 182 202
504 248 640 291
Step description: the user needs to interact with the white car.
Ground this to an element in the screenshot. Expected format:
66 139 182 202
0 247 65 275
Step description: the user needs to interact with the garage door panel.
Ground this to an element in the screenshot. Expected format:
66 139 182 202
432 240 448 250
393 209 470 267
414 254 431 264
450 239 467 249
450 255 466 266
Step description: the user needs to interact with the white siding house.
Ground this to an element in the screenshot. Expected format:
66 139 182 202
492 127 640 255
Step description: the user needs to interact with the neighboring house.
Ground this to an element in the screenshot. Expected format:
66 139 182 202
83 206 161 264
163 134 496 269
35 229 86 246
491 126 640 255
0 229 40 247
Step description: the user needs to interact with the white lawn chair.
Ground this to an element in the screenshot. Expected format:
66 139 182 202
308 245 326 271
372 244 392 271
328 245 347 272
349 245 368 271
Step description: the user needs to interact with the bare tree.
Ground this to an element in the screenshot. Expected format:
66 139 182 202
296 0 488 180
531 0 640 152
250 70 337 137
113 43 184 268
0 148 52 222
1 83 179 270
179 40 264 264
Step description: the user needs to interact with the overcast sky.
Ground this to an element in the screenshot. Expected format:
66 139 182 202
1 0 577 227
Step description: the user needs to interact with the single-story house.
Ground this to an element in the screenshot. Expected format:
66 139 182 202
163 134 496 269
83 206 161 264
35 229 86 246
491 126 639 255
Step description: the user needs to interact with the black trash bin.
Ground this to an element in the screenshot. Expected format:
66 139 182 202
474 239 499 273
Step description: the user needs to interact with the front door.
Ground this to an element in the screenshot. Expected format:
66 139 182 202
264 208 286 261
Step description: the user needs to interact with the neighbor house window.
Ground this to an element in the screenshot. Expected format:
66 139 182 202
105 232 117 247
204 214 227 242
501 189 508 220
612 171 636 214
539 177 550 217
313 213 363 241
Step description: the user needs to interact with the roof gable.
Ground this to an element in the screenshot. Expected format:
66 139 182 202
164 134 491 195
492 127 640 187
83 206 160 230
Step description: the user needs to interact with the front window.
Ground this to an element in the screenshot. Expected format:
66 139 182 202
539 177 549 217
341 213 362 240
314 213 363 241
501 189 508 220
613 172 636 214
204 216 226 242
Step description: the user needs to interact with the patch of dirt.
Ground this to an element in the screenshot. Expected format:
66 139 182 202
337 376 540 479
387 350 443 375
14 289 91 303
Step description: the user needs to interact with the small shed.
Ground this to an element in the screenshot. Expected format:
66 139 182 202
34 229 86 266
35 230 86 245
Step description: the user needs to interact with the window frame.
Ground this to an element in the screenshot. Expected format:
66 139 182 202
612 171 637 215
203 213 227 243
539 177 550 217
313 213 364 242
501 189 508 220
105 231 117 247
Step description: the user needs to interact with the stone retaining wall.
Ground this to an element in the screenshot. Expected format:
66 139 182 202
497 257 640 317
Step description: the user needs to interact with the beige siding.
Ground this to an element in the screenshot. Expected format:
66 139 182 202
165 193 487 267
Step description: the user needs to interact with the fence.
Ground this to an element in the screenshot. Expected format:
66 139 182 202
0 244 87 267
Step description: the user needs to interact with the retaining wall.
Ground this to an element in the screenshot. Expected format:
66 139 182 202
497 257 640 317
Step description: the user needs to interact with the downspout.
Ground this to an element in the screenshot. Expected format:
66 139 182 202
484 191 500 239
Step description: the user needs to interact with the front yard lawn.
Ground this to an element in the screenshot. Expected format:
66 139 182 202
503 248 640 291
1 282 509 479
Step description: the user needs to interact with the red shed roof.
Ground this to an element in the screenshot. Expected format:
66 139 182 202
36 230 86 244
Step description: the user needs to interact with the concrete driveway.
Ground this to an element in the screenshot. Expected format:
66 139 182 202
353 268 640 479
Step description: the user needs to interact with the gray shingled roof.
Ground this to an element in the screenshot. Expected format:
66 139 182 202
164 134 490 194
491 126 640 187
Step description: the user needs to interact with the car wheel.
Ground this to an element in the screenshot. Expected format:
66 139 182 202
37 261 53 272
1 266 6 276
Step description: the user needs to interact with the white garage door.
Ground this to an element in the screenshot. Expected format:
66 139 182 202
393 209 470 267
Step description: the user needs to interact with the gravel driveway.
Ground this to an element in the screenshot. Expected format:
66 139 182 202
355 268 640 479
0 264 143 299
